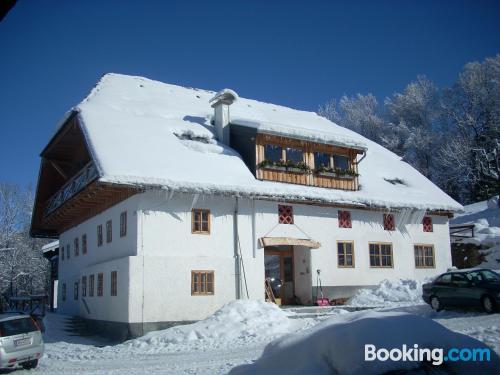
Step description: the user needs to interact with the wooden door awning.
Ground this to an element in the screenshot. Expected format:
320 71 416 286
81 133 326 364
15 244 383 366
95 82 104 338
259 237 321 249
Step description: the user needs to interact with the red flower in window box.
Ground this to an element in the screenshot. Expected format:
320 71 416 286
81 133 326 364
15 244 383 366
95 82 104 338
278 205 294 224
423 216 433 232
338 210 352 228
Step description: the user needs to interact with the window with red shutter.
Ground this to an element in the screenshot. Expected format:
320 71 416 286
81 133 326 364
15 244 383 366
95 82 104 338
423 216 433 232
278 205 294 224
338 210 352 228
383 214 395 231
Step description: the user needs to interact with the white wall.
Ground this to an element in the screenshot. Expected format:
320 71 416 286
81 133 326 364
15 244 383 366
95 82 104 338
57 195 139 317
56 188 452 324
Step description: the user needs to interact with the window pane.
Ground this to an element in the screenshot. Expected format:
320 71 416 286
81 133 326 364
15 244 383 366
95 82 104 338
286 148 303 163
338 254 345 265
346 255 353 266
345 243 352 255
333 155 349 170
264 144 282 162
314 152 330 168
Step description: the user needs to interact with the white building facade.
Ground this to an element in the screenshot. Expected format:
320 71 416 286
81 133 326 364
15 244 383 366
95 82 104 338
31 74 461 338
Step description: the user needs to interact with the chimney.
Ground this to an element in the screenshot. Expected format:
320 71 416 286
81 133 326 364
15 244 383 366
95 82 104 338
209 88 238 145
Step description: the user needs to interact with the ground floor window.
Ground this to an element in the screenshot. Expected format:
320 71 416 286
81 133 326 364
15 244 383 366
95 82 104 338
111 271 118 296
337 241 354 267
191 271 214 295
414 244 435 268
97 273 103 297
74 282 79 300
369 243 393 267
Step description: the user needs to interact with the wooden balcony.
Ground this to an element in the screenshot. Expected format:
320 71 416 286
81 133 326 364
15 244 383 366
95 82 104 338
43 162 99 217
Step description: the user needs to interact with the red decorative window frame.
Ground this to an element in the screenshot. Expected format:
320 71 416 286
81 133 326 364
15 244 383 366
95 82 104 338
423 216 433 232
383 214 395 231
278 205 294 224
338 210 352 228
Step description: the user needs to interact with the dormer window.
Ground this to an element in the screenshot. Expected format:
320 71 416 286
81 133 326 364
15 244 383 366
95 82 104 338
314 152 330 168
264 144 282 162
333 154 349 170
286 147 303 163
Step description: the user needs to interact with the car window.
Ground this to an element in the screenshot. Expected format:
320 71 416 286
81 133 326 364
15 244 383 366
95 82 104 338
452 274 470 287
467 271 483 283
436 274 452 285
480 270 500 282
0 317 37 336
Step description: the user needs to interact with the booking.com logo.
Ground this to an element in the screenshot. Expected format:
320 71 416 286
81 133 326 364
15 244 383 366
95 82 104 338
365 344 491 366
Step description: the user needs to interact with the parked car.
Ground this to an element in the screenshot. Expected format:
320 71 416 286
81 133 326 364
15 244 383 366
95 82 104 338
0 313 44 370
422 268 500 313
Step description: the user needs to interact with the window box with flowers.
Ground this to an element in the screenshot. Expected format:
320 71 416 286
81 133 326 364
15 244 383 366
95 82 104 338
257 159 311 174
314 165 358 180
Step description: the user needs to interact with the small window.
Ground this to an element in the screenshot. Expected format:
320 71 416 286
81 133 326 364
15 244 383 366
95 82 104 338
286 147 303 163
62 283 66 301
120 211 127 237
338 241 354 267
74 282 79 300
423 216 433 232
369 243 393 268
82 276 87 297
97 225 103 247
106 220 112 243
89 274 95 297
82 234 87 255
338 210 352 228
191 271 214 295
383 214 395 231
192 209 210 234
314 152 330 168
333 154 349 170
264 144 283 162
66 244 70 259
97 273 103 297
111 271 117 296
74 238 79 257
278 205 294 224
414 245 435 268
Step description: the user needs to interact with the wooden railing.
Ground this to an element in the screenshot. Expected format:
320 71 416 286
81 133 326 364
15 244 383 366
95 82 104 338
43 162 99 217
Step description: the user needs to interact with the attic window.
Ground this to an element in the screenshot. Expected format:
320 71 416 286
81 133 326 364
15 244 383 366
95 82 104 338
286 148 303 163
384 178 406 186
383 214 395 231
422 216 433 232
265 144 282 162
314 152 331 168
278 205 294 224
338 210 352 228
333 155 349 170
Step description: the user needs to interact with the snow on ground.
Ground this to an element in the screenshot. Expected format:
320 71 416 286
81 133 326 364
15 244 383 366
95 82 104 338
17 298 500 374
451 195 500 270
230 310 500 375
347 278 425 307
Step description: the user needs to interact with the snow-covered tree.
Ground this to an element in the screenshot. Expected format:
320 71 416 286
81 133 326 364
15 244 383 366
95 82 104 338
318 93 386 143
0 183 49 304
384 76 440 178
439 55 500 202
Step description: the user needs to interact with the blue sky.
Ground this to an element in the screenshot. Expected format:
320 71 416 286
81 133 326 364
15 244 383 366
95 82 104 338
0 0 499 187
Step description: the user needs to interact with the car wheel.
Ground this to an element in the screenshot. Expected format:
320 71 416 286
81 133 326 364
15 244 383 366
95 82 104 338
22 359 38 370
430 296 442 311
482 295 496 314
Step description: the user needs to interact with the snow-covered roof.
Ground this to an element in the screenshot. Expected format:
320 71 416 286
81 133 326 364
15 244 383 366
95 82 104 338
71 73 462 212
42 240 59 252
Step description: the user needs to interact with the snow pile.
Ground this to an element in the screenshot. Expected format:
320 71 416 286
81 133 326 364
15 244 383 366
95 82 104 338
230 311 500 375
451 196 500 269
125 300 296 352
347 279 424 307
